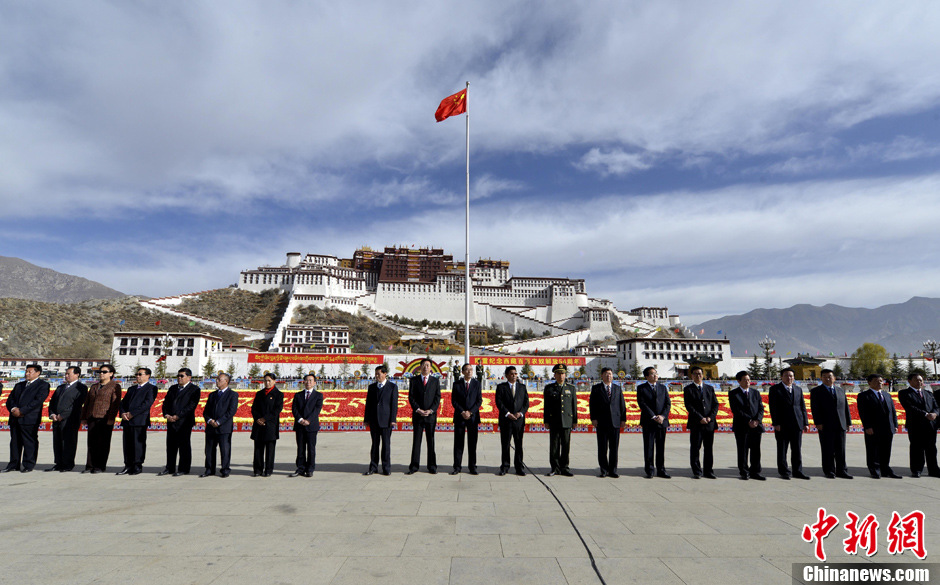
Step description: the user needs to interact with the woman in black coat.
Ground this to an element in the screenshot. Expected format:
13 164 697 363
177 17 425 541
250 372 284 477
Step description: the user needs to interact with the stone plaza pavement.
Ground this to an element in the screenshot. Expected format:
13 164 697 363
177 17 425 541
1 430 938 585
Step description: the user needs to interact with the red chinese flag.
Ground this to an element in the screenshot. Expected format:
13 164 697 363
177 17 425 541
435 89 467 122
155 320 161 326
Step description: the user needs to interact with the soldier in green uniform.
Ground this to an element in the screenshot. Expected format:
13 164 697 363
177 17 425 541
543 363 578 476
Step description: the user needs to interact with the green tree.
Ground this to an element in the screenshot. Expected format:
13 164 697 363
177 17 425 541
202 356 217 379
360 362 370 378
520 362 534 378
155 358 167 380
339 358 351 378
248 364 261 378
849 343 889 378
272 363 281 378
831 362 844 380
295 364 305 379
226 361 236 378
615 360 625 377
907 355 916 377
889 353 905 383
747 356 763 379
629 362 641 379
318 364 327 379
181 356 190 373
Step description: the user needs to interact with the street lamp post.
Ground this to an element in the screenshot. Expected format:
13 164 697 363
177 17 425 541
758 336 776 381
923 339 940 380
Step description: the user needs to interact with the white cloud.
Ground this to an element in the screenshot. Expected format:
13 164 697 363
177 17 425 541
576 148 653 176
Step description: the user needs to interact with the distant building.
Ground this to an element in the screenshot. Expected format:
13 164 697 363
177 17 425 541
276 324 350 354
111 331 224 376
617 337 732 379
0 357 107 376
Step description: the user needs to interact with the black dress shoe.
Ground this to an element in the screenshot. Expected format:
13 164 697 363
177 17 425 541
608 472 619 479
288 471 303 477
560 469 573 477
928 472 940 478
129 470 140 476
824 472 836 479
251 472 259 477
793 473 811 480
1 467 17 473
691 474 701 479
405 470 417 475
887 472 903 479
751 473 766 481
304 471 313 477
780 474 791 480
116 468 130 476
60 467 72 473
21 468 32 473
836 473 853 480
381 470 390 476
703 472 717 479
912 471 922 478
598 471 608 478
44 467 59 472
364 469 376 476
450 469 460 475
199 471 215 478
90 469 100 474
656 472 671 479
172 471 185 477
515 470 526 476
739 473 749 480
469 468 478 475
157 468 171 476
497 469 508 476
644 473 653 479
261 472 271 477
870 473 881 479
220 472 230 478
81 468 92 474
546 470 557 477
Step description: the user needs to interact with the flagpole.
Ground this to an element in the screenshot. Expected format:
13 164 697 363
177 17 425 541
464 80 471 370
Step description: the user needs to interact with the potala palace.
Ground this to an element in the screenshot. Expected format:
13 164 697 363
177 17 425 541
236 246 683 350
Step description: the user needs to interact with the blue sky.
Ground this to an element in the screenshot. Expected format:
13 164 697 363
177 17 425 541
3 1 940 323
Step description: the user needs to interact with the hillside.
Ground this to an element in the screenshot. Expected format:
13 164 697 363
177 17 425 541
692 296 940 356
176 288 288 331
0 297 247 358
0 256 125 303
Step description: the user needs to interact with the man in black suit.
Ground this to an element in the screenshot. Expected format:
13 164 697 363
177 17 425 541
364 365 398 475
683 366 718 479
251 372 284 477
407 358 441 474
768 367 810 480
636 366 670 478
117 367 158 475
857 373 901 479
590 367 626 478
290 373 324 477
451 363 482 475
728 371 765 480
495 365 528 476
810 368 853 479
201 373 239 478
47 366 88 472
897 372 940 478
3 364 51 473
160 367 200 476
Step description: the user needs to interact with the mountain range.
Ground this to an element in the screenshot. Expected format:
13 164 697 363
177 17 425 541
0 256 125 303
691 297 940 357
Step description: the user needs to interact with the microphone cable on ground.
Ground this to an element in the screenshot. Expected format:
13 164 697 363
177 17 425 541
513 444 608 585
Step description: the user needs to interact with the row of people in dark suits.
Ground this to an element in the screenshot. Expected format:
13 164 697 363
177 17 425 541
6 362 940 480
